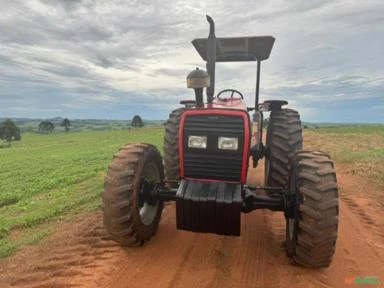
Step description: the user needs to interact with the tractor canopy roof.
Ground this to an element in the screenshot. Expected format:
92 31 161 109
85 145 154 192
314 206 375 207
192 36 275 62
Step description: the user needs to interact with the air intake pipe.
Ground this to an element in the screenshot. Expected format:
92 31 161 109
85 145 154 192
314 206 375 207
206 15 216 105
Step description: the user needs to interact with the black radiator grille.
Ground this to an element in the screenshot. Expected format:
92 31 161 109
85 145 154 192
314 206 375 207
183 114 246 182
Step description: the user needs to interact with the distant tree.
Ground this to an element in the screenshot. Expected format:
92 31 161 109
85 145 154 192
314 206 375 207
0 119 21 146
131 115 144 128
303 125 309 129
61 118 71 132
38 121 55 133
14 126 21 141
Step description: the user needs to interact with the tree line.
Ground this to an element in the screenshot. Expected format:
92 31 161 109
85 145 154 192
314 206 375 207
38 118 72 133
1 115 144 147
37 115 143 132
0 118 72 147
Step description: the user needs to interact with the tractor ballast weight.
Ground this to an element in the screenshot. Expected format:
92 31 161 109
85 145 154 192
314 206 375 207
102 15 339 268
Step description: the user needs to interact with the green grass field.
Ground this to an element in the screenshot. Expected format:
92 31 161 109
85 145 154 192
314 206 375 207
0 125 383 258
0 128 163 257
304 125 384 189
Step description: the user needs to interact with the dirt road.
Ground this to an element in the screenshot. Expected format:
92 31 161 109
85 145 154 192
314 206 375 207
1 165 384 288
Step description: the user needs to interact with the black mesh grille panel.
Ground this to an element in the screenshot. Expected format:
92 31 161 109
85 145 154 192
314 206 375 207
182 114 246 182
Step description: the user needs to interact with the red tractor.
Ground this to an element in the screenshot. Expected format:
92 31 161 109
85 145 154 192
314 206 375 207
102 16 339 267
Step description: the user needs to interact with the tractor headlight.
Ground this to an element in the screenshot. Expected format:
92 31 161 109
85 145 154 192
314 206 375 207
218 137 238 150
188 136 207 149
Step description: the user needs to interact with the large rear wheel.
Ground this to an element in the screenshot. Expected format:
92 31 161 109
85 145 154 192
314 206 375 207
163 108 184 186
265 108 302 195
102 143 164 246
286 150 339 267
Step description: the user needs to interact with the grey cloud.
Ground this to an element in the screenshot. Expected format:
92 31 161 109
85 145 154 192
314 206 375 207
0 0 383 122
261 74 384 116
41 0 85 13
152 68 192 78
323 2 384 27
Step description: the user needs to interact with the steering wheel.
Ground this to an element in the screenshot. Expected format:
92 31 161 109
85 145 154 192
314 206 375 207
217 89 244 100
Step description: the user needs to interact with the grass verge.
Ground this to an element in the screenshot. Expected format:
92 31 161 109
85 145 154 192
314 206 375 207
0 128 163 257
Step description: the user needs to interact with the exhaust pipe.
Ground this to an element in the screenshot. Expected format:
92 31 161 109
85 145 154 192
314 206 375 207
206 15 216 105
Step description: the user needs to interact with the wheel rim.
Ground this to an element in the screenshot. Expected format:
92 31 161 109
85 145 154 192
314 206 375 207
139 162 160 226
288 218 295 240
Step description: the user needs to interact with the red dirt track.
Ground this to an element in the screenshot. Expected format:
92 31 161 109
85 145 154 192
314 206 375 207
1 164 384 288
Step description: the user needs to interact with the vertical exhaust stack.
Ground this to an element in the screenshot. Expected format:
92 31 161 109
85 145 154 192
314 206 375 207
206 15 216 104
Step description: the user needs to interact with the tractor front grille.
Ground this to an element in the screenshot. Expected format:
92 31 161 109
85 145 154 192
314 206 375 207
182 113 246 182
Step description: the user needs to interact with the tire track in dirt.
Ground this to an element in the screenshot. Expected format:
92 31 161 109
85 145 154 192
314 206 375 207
1 213 125 288
2 166 384 287
98 164 384 288
338 171 384 243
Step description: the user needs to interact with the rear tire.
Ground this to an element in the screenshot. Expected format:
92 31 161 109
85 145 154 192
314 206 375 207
265 108 302 195
102 143 164 246
286 150 339 267
163 108 184 186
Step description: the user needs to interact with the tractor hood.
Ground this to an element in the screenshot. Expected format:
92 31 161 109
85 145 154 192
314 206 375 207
192 36 275 62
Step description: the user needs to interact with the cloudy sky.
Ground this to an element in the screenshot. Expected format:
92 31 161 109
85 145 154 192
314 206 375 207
0 0 383 122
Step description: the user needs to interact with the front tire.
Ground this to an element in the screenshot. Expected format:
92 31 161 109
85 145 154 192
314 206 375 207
102 143 164 246
286 151 339 267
